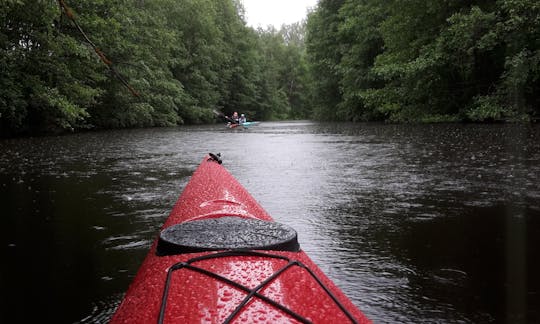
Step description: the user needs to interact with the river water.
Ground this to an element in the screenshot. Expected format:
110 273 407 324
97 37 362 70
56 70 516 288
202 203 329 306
1 121 539 323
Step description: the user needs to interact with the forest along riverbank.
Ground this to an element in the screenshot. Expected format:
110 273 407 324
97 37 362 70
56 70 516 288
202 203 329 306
0 122 539 323
3 2 538 137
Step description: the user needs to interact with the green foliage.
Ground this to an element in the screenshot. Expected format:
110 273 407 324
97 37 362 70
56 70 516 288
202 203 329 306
251 26 311 120
467 95 508 121
1 0 314 136
3 0 538 136
305 0 540 123
1 0 101 134
306 0 346 121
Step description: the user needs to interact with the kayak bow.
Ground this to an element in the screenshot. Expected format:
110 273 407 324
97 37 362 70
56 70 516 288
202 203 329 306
111 154 370 323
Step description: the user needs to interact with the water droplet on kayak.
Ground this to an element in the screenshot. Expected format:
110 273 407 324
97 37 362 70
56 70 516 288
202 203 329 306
220 296 232 302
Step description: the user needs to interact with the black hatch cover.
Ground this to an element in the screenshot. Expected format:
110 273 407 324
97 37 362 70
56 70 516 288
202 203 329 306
157 216 300 256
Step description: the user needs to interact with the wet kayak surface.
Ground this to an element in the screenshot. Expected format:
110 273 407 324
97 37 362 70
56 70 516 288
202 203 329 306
1 121 539 323
110 156 369 323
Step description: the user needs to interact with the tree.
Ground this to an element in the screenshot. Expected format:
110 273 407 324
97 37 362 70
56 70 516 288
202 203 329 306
306 0 346 121
1 0 101 135
336 0 387 121
305 0 540 122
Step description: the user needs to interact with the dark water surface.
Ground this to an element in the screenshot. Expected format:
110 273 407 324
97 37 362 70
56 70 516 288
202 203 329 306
1 122 539 323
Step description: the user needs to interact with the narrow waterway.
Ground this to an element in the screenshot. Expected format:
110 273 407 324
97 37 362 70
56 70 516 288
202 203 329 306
1 121 539 323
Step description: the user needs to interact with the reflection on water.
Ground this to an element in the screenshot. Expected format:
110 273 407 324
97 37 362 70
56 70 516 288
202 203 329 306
1 122 539 323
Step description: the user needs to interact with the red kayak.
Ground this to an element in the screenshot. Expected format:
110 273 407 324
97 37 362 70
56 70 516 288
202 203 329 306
111 154 370 323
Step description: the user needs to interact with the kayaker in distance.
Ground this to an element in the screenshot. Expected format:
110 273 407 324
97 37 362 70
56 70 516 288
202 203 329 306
239 113 246 123
224 112 239 127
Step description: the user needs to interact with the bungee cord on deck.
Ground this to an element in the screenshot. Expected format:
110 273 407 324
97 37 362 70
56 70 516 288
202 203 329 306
57 0 140 97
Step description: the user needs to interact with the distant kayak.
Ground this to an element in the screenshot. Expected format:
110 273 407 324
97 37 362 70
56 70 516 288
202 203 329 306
111 154 370 323
227 121 260 129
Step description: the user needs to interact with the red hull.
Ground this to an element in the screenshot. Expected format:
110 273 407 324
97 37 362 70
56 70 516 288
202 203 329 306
111 155 370 323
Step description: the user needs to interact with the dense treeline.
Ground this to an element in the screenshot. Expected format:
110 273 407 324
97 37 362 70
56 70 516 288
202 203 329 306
306 0 540 122
2 1 538 136
0 0 310 136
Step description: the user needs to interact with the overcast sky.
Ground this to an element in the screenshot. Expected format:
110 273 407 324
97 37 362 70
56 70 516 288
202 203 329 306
242 0 318 28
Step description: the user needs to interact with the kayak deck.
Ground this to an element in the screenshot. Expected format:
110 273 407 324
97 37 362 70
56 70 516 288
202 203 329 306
110 154 370 323
157 250 361 323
